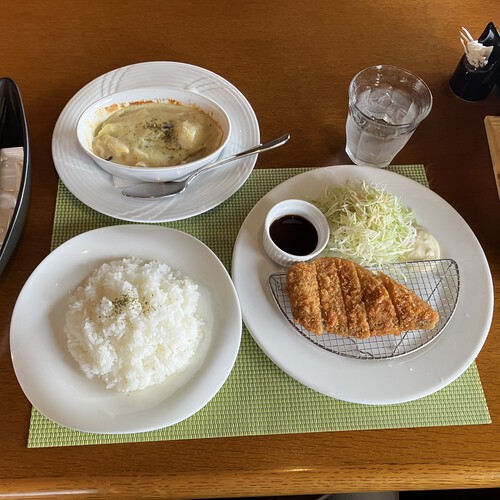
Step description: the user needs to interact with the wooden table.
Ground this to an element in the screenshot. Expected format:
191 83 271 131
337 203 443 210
1 1 499 498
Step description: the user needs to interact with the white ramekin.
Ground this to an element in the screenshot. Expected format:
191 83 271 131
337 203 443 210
263 199 330 267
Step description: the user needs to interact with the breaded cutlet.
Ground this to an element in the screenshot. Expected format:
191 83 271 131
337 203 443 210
378 272 439 331
334 258 371 339
285 257 439 338
314 258 349 336
286 261 323 335
355 266 400 336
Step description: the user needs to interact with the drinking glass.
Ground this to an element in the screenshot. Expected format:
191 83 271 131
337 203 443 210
345 65 433 168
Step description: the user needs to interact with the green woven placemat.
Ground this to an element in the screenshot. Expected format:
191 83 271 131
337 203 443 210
27 165 491 448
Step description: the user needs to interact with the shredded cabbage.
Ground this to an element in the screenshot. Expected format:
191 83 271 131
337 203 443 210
313 180 417 266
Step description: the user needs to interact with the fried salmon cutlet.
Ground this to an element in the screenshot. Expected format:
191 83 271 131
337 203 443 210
285 257 439 338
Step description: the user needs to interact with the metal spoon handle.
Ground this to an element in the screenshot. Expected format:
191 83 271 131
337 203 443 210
185 133 290 187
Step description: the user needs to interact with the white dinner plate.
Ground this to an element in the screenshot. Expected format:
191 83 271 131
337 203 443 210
52 61 260 222
232 165 494 405
10 225 242 433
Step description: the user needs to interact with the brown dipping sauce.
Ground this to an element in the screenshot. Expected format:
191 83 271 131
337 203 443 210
269 214 318 256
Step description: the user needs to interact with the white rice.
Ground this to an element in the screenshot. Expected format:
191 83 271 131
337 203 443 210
65 257 203 392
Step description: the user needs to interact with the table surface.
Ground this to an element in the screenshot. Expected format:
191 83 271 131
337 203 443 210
1 1 499 498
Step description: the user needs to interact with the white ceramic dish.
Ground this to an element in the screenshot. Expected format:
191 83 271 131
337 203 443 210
52 61 260 223
262 199 330 267
76 87 231 182
10 225 242 433
232 165 494 405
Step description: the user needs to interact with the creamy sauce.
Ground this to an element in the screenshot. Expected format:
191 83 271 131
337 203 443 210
406 227 440 260
92 102 223 168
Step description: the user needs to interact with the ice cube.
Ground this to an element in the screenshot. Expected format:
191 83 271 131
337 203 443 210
386 101 419 125
366 87 393 119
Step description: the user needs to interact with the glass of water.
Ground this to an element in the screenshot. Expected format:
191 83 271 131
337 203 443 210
345 65 433 168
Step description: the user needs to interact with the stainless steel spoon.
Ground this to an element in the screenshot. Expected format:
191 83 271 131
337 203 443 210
121 133 291 199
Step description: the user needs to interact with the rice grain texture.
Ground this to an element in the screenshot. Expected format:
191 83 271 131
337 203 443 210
65 257 203 392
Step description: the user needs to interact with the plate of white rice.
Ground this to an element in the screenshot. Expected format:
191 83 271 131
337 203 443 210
10 225 241 434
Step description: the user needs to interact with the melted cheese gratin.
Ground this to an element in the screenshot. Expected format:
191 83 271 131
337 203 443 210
92 102 223 168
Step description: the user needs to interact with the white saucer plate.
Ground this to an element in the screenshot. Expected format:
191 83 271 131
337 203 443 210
52 61 260 222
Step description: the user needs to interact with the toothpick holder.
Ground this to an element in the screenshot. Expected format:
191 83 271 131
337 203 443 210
450 22 500 101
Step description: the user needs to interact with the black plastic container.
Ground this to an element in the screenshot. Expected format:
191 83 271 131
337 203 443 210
0 77 31 276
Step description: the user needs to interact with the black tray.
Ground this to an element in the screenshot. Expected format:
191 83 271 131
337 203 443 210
0 77 31 276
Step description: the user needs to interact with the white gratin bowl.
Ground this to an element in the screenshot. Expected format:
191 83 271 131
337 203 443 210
76 87 231 182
